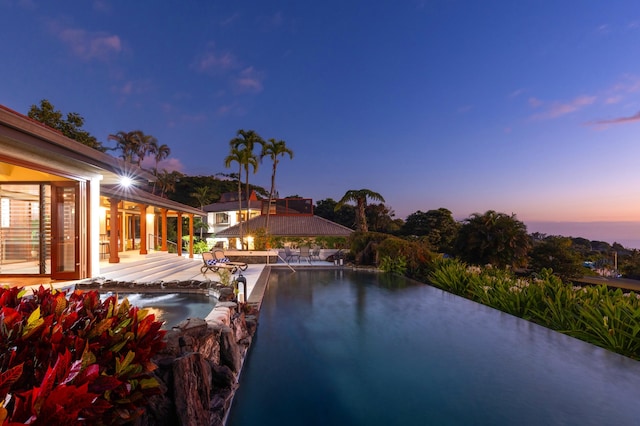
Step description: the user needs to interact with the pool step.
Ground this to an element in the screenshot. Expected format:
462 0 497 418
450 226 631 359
99 253 202 283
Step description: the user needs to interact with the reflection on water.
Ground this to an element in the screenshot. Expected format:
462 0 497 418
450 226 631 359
229 269 640 426
101 292 217 329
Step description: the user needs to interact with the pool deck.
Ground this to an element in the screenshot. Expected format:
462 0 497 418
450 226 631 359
10 250 344 303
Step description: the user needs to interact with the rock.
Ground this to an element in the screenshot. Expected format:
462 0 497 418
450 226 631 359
173 352 212 426
219 326 241 373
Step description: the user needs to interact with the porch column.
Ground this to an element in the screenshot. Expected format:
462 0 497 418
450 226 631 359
161 208 168 251
176 212 183 256
138 203 148 255
108 197 120 263
188 213 194 259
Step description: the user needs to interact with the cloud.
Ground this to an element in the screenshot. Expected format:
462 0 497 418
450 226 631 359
49 22 123 61
192 44 237 73
508 89 526 98
587 111 640 126
234 67 264 93
141 157 184 173
530 95 596 120
528 97 543 108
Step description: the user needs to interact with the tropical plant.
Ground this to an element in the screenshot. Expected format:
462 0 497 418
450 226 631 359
108 130 141 163
454 210 530 268
155 169 183 198
227 129 265 249
224 147 247 247
335 189 385 232
402 208 460 253
0 286 166 424
261 138 294 236
379 255 407 275
529 236 585 282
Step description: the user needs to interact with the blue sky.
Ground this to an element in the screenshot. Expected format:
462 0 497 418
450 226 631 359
2 0 640 243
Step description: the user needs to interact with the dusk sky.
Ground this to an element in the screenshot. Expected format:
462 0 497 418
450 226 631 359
2 1 640 245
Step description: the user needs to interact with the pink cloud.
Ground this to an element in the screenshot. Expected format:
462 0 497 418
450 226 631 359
528 97 543 108
192 45 236 73
530 95 596 120
52 23 122 61
587 111 640 126
234 67 264 93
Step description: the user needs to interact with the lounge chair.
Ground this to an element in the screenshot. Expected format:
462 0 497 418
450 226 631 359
201 251 238 274
212 249 248 271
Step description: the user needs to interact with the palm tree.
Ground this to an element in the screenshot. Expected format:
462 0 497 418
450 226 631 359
108 130 141 163
224 147 246 248
136 132 158 167
190 186 215 239
151 143 171 194
229 129 264 248
261 138 294 235
335 189 385 232
156 170 181 198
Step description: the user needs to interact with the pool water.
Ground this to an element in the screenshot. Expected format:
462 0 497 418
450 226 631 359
103 293 217 329
227 269 640 426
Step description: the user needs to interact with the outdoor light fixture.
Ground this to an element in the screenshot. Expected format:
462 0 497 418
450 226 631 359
235 272 247 305
120 176 133 188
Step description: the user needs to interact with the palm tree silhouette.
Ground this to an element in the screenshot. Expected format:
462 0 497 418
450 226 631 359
335 189 385 232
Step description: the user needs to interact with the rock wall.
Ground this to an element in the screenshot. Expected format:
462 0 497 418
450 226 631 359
136 294 257 426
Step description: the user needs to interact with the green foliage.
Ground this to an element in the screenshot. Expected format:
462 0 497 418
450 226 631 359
0 286 166 424
217 269 232 287
529 236 586 282
429 259 640 359
454 210 530 268
379 255 407 275
28 99 106 152
192 240 209 254
401 208 460 253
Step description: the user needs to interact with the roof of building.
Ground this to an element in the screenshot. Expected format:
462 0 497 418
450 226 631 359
102 184 205 216
0 104 155 185
215 215 354 238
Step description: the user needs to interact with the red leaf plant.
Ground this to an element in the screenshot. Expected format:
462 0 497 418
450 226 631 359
0 286 166 425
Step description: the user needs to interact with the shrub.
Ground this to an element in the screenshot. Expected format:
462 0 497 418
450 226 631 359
0 286 166 425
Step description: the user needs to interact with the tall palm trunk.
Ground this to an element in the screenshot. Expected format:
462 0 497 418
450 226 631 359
237 164 243 248
265 160 278 241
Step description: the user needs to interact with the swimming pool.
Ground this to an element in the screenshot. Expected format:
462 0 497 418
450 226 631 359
103 293 217 329
227 269 640 426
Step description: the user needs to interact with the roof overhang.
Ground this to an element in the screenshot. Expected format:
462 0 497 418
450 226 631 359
0 105 155 186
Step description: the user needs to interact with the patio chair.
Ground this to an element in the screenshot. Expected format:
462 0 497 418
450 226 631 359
299 246 312 264
201 251 238 274
311 247 321 261
212 249 249 271
285 246 299 263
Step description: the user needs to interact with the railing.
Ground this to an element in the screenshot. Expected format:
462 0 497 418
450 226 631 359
148 234 179 254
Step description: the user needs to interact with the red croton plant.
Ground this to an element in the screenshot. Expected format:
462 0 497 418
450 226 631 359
0 286 166 425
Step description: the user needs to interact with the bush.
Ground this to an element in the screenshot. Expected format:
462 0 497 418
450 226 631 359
0 286 166 425
428 259 640 359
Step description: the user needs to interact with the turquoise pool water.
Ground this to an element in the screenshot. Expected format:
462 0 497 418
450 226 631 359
227 269 640 426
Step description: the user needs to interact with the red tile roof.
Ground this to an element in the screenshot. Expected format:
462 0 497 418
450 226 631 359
215 215 353 237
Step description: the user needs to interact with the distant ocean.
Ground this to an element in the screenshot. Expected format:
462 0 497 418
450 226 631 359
526 221 640 250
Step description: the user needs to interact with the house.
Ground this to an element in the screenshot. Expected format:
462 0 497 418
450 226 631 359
214 198 353 250
203 190 262 249
0 104 204 282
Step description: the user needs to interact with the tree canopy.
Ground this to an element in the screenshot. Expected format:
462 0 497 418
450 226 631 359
28 99 106 151
454 210 530 268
